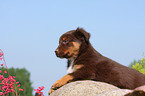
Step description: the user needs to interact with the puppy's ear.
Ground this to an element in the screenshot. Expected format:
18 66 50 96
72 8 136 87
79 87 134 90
74 27 90 44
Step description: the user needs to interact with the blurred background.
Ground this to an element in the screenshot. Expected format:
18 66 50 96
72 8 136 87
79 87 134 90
0 0 145 95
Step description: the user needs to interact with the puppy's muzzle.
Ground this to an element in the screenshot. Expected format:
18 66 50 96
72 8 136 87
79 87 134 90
55 49 70 58
55 49 65 58
55 49 60 57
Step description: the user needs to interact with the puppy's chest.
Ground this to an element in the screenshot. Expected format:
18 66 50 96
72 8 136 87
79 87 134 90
67 59 75 73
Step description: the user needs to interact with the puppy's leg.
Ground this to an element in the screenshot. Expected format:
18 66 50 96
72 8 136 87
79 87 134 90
49 67 92 95
49 74 73 94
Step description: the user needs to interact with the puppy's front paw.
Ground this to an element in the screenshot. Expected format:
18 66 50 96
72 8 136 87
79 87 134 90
49 74 73 95
49 80 66 95
52 79 68 89
49 88 55 95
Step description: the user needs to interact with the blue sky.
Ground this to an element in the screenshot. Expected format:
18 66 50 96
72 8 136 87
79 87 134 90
0 0 145 95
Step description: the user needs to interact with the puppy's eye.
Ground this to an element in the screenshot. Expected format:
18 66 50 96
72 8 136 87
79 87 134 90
63 40 68 44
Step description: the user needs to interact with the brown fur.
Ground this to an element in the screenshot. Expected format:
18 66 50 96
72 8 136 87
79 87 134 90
125 90 145 96
49 28 145 95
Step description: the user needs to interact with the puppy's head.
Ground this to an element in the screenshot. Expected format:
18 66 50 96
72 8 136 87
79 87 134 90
55 28 90 59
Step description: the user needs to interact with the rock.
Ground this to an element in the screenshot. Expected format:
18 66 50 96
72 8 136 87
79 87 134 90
125 90 145 96
124 85 145 96
97 89 132 96
135 85 145 91
50 80 122 96
49 80 134 96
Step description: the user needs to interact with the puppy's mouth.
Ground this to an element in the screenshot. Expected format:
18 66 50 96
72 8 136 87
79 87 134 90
56 52 72 59
64 52 72 58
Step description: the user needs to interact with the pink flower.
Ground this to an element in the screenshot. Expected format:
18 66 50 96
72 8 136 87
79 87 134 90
19 88 23 91
41 86 44 89
0 92 4 95
13 76 15 78
4 71 7 74
34 86 45 95
0 50 24 95
17 84 20 87
0 75 4 80
0 52 3 57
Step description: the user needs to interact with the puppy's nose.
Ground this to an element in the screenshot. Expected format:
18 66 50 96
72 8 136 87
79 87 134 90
55 49 59 55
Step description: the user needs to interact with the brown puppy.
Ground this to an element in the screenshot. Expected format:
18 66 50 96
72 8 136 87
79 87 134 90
49 28 145 94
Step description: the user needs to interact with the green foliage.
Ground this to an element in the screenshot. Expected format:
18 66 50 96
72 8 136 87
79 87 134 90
129 60 141 68
129 58 145 75
0 67 33 96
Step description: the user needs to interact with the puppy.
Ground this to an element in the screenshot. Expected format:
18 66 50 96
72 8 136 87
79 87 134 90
49 28 145 94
